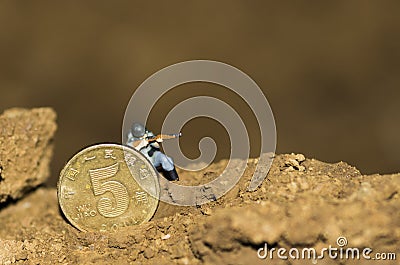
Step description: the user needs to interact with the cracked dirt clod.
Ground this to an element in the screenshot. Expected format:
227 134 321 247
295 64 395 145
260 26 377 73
0 153 398 264
0 108 57 204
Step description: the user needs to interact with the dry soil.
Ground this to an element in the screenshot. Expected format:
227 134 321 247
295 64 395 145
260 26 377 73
0 153 398 265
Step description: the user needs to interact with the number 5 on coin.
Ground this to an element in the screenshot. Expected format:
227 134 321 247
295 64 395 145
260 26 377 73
88 163 129 218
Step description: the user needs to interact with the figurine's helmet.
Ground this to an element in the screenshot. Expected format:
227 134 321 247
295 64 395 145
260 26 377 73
131 122 146 138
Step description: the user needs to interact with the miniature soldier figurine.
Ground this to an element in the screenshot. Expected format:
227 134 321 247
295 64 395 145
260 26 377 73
126 122 179 181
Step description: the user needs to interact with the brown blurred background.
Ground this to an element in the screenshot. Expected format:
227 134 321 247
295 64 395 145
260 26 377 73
0 1 399 186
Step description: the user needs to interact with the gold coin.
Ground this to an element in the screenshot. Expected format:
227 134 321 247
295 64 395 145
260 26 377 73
57 143 159 232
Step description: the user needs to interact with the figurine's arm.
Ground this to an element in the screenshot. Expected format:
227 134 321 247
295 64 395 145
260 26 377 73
131 138 149 150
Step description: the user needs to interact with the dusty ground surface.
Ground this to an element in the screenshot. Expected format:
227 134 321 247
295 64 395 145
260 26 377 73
0 153 398 265
0 108 56 203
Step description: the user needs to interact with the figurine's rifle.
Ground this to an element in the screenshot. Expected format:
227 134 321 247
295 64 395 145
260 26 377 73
146 133 182 142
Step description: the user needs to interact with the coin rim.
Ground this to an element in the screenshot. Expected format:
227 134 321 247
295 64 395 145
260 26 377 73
57 143 160 232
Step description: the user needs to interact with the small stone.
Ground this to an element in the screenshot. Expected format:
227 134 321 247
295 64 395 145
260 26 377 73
143 248 155 259
294 153 306 162
161 234 171 240
129 249 140 261
201 208 212 216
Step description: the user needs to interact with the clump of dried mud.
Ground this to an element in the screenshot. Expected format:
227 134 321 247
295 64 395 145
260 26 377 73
0 108 56 203
0 152 399 264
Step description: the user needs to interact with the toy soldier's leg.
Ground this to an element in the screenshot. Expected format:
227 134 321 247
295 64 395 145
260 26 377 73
153 151 179 181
